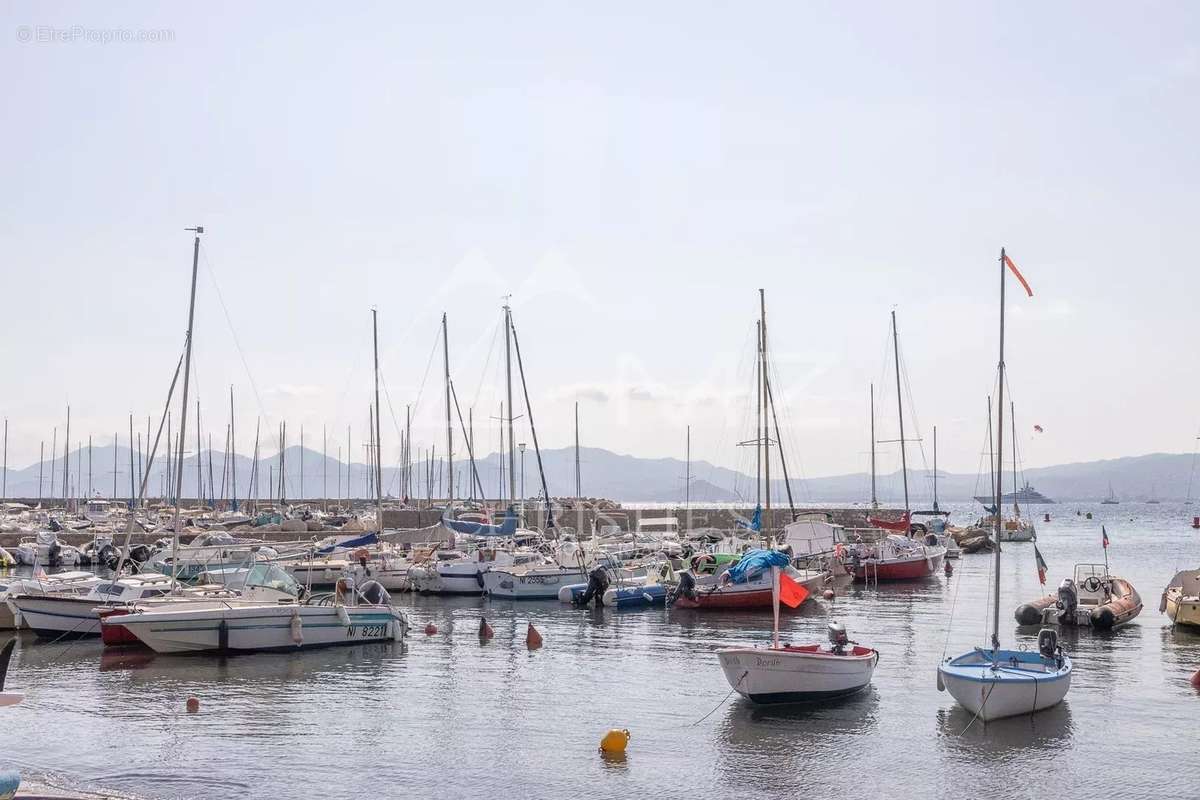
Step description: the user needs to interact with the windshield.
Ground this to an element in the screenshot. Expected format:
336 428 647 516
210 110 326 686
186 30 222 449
246 564 301 598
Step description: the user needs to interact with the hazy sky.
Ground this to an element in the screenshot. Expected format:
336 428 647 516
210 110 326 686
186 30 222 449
2 2 1198 487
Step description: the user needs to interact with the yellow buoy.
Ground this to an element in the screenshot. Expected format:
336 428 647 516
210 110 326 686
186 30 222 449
599 729 630 754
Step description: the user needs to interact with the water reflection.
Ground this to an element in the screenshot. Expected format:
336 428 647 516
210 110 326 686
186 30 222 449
936 701 1074 757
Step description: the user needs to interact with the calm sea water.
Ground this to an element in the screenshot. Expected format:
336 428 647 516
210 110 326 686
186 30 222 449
3 502 1199 799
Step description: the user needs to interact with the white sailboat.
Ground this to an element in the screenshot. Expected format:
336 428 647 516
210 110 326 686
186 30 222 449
938 248 1072 722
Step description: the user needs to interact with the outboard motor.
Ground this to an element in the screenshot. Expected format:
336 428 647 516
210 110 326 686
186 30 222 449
48 518 62 533
667 570 697 607
1038 627 1064 667
99 544 120 572
827 621 849 655
576 566 610 608
358 579 391 606
47 539 62 568
1056 578 1078 621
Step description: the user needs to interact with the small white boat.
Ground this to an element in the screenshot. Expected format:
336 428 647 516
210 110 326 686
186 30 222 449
481 563 589 599
9 574 177 639
14 532 82 567
0 571 102 630
715 565 878 704
718 622 879 704
938 635 1072 722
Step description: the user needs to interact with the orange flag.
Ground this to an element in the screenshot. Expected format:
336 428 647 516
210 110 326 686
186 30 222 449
1004 253 1033 297
778 571 810 608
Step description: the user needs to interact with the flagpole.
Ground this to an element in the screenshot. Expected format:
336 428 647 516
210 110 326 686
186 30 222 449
1103 526 1109 575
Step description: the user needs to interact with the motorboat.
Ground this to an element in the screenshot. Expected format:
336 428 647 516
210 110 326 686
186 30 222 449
109 578 409 653
910 510 960 558
1015 564 1143 630
718 621 878 704
409 545 536 595
14 532 82 568
8 574 177 639
148 531 281 579
0 571 101 630
844 534 946 582
1161 569 1200 628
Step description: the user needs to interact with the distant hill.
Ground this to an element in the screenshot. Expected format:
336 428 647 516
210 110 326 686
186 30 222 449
1 445 1196 504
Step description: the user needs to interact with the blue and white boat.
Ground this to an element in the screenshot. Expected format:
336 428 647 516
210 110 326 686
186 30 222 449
937 247 1072 722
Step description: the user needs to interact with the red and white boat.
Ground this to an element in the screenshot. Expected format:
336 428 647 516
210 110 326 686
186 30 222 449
671 551 827 610
844 534 946 582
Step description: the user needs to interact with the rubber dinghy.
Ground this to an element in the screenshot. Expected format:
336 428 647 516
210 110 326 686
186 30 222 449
1015 564 1142 631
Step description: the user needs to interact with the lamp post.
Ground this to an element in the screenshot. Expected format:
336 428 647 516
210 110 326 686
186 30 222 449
518 442 527 501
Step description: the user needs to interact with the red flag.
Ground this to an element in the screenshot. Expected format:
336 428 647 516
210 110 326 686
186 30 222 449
1033 424 1044 433
868 511 911 533
1034 543 1048 586
1004 253 1033 297
1102 526 1109 549
778 571 810 608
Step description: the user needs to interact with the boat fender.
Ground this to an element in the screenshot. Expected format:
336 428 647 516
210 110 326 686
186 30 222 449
336 605 351 626
290 610 303 645
1014 602 1047 626
1090 607 1116 631
218 619 229 652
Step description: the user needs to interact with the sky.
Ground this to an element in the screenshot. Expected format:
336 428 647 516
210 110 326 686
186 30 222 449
1 1 1198 487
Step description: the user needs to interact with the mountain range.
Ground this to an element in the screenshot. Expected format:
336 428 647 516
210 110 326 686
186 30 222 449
2 444 1198 504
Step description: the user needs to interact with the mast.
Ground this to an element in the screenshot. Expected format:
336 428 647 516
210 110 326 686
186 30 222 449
574 401 581 502
279 421 286 506
300 426 305 502
230 387 237 512
196 400 203 505
346 425 351 505
932 425 939 513
504 301 516 508
63 407 70 510
208 433 216 506
992 247 1008 651
171 225 203 590
404 405 411 503
252 418 261 512
443 312 453 508
1 418 6 502
38 441 44 504
128 415 135 509
870 384 878 509
88 435 93 498
1011 400 1018 515
372 308 384 533
761 292 796 522
685 425 691 511
755 319 762 509
322 425 327 513
50 427 56 503
891 310 910 519
760 289 770 517
509 309 554 531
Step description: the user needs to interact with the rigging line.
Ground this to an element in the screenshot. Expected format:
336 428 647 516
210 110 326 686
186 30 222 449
471 312 503 410
199 246 272 427
767 356 812 502
408 324 442 427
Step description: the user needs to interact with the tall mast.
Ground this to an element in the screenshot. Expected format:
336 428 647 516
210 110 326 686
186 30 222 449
891 310 910 518
171 225 203 590
1011 400 1018 513
443 312 453 507
63 407 70 510
196 400 203 505
761 291 796 522
88 435 93 498
300 426 305 502
755 320 762 508
932 425 939 512
468 408 475 501
372 308 384 533
509 309 554 531
993 247 1008 651
128 415 135 509
504 301 516 508
229 388 237 510
574 402 581 502
208 433 216 506
345 425 350 505
49 427 56 502
322 425 327 513
685 425 691 511
252 418 261 511
870 384 877 509
760 289 770 516
37 441 44 504
404 405 411 503
1 418 6 502
279 421 286 506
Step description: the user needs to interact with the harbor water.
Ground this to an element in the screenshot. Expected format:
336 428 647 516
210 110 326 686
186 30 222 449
3 502 1199 799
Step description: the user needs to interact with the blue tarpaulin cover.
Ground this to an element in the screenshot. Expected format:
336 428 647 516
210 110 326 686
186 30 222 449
724 548 789 584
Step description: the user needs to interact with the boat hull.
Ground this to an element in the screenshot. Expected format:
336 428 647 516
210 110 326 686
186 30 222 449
939 650 1071 722
850 550 945 582
111 604 406 653
717 645 876 704
482 568 586 599
8 596 105 639
1162 589 1200 627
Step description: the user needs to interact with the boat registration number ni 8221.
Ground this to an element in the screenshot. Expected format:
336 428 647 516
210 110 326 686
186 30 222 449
349 623 388 638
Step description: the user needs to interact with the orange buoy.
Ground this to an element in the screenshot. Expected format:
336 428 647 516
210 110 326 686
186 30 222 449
1191 669 1200 689
822 589 835 600
424 622 437 636
479 617 494 640
186 697 200 713
599 728 630 754
526 622 543 650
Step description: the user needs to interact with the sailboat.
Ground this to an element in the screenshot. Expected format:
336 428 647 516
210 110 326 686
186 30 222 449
938 248 1072 722
1101 482 1119 504
850 311 947 582
716 566 878 704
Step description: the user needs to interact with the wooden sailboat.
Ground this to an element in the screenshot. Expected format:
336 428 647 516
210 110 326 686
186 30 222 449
938 248 1072 722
